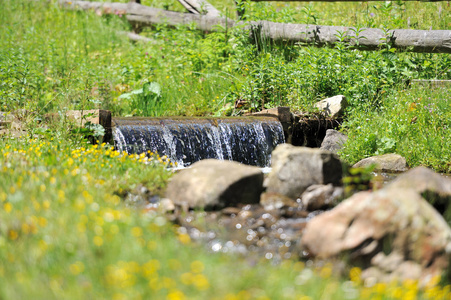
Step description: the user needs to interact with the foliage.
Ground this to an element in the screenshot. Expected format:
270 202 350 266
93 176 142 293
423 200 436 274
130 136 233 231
0 136 449 298
118 81 162 116
340 85 451 173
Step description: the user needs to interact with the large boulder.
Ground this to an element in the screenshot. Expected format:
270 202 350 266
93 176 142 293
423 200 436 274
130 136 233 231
320 129 348 154
387 166 451 198
353 153 408 172
165 159 263 210
264 144 342 199
314 95 348 118
387 166 451 216
301 188 451 285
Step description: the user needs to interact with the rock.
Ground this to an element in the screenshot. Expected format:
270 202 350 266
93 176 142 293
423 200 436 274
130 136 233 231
314 95 348 118
122 184 161 208
66 109 112 141
264 144 342 199
300 184 344 211
352 153 408 172
260 192 298 211
0 112 12 128
0 111 26 133
320 129 348 154
386 166 451 216
387 166 451 198
301 188 451 285
158 198 175 213
12 109 33 120
165 159 263 210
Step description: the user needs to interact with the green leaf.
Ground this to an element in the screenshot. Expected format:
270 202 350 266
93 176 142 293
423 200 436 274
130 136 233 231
118 88 143 100
143 82 161 98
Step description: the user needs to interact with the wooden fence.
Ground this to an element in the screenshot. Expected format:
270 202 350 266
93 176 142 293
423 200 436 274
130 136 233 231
59 0 451 53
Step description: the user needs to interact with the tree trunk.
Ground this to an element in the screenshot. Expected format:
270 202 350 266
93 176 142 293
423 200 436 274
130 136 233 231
124 3 234 31
176 0 221 17
58 0 451 53
117 31 155 43
251 21 451 53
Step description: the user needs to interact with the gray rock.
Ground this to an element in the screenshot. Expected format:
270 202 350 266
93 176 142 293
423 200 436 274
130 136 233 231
320 129 348 154
353 153 408 172
386 166 451 216
387 166 451 198
158 198 175 213
264 144 342 199
165 159 263 210
301 184 344 211
260 192 298 211
0 112 13 126
301 188 451 285
314 95 348 118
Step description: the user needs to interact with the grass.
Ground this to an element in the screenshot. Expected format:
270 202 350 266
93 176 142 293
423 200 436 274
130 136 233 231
1 0 451 298
341 85 451 172
0 137 449 299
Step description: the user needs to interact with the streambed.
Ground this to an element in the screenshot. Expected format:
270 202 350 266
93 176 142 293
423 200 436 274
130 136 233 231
135 172 398 264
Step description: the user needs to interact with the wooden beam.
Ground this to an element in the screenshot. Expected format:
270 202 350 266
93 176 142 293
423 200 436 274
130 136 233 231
125 3 234 31
117 31 155 43
410 79 451 88
59 1 451 53
176 0 221 17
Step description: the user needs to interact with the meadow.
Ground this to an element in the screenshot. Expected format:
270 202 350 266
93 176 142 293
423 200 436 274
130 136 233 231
0 0 450 298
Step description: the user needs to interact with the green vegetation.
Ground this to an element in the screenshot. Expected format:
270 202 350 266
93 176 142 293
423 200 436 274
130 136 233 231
1 0 451 298
341 85 451 172
1 0 450 170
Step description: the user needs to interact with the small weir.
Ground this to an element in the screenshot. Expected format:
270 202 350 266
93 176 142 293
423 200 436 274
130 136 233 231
112 117 285 167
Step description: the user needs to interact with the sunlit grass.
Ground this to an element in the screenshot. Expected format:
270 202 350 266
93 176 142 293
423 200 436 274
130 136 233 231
341 85 451 173
0 135 449 298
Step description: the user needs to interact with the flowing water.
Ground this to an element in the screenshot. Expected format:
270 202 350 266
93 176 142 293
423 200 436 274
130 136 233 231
112 117 285 167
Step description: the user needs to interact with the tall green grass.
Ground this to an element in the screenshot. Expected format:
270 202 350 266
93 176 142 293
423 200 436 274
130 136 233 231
0 0 233 118
0 137 449 299
341 84 451 172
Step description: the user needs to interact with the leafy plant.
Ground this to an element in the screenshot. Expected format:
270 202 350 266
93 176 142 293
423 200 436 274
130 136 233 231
119 81 162 116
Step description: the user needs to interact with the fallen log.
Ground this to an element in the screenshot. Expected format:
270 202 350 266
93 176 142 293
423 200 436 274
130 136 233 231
117 31 155 43
58 0 451 53
176 0 221 17
411 79 451 88
126 4 235 32
252 21 451 53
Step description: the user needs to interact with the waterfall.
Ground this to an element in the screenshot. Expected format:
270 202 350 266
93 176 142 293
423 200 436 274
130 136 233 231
112 117 285 167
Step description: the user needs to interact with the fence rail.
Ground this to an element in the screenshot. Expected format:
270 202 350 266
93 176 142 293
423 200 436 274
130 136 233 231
60 0 451 53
